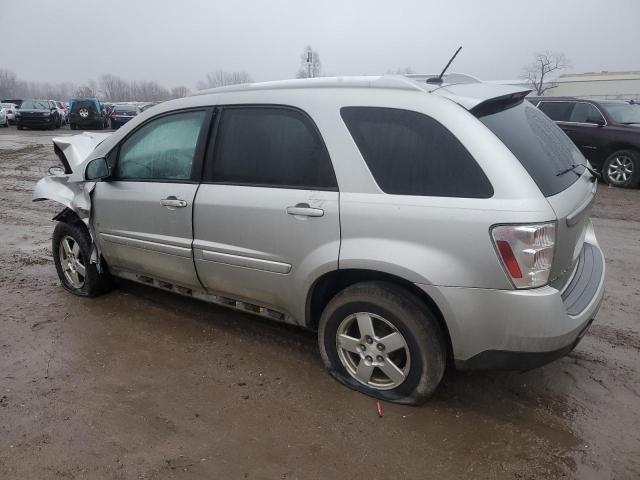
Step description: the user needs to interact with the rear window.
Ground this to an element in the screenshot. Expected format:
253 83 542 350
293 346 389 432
341 107 493 198
115 105 137 112
478 101 584 197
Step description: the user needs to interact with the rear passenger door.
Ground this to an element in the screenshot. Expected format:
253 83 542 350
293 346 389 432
192 106 340 323
564 102 609 166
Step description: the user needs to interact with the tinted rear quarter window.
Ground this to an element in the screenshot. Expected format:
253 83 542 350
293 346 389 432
538 101 574 121
478 101 584 197
206 107 337 190
340 107 493 198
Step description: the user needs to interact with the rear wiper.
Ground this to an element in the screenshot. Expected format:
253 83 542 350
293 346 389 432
557 163 601 181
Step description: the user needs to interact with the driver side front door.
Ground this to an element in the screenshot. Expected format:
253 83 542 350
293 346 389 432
93 109 210 288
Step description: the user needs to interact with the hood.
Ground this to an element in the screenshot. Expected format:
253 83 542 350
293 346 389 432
52 132 112 173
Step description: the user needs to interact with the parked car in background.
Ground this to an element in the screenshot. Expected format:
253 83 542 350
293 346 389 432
15 99 60 130
110 103 141 129
529 97 640 188
0 107 8 127
69 97 107 130
34 76 605 404
56 101 68 125
0 103 19 124
1 99 23 108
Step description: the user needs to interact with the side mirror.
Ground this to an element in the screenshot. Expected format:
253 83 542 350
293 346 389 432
85 157 111 181
587 117 604 126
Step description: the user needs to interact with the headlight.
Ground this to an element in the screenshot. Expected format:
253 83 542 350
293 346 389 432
15 112 21 117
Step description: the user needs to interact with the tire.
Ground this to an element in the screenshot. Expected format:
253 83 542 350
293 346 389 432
17 124 23 130
318 281 446 405
52 221 113 297
602 149 640 188
70 123 77 130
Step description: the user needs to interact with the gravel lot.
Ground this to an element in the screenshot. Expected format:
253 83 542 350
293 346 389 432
1 126 639 479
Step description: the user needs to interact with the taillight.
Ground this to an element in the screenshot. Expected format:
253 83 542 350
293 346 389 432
491 222 555 288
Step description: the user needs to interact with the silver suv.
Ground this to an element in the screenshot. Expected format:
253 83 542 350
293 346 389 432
34 76 605 404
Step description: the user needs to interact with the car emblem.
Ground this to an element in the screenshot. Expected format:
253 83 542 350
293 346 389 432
79 108 89 118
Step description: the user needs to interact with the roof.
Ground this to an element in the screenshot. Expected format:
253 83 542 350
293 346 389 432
190 75 531 110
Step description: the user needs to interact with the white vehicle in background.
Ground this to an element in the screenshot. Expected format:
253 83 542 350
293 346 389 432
0 103 17 126
50 100 67 126
0 107 8 127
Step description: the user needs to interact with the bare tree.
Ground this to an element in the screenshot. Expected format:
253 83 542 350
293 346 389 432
100 74 131 102
0 69 21 98
75 85 97 98
522 52 571 96
170 86 190 98
196 70 252 90
296 46 322 79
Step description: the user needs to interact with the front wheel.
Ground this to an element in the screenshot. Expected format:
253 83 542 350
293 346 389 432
52 222 112 297
603 150 640 188
318 281 446 405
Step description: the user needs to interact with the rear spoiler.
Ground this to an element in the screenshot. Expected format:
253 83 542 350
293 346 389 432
470 91 532 117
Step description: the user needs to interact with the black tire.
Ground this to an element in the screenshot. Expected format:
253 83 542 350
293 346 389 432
318 281 446 405
17 124 23 130
52 221 113 297
70 123 77 130
602 149 640 188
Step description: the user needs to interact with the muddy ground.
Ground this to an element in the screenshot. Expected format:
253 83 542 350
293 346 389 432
0 127 639 479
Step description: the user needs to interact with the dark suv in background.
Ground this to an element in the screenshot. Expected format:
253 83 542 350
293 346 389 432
15 99 61 130
69 97 107 130
529 97 640 188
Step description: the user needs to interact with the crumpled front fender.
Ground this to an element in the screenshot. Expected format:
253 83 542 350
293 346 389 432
32 175 93 218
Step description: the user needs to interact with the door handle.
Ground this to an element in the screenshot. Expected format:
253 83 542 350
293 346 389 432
286 203 324 217
160 196 187 208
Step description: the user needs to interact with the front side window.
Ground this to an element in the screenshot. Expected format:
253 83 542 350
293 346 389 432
116 110 205 181
538 101 574 122
206 107 337 190
569 103 604 123
340 107 493 198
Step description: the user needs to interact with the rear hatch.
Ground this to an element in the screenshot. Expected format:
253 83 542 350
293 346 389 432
473 97 596 286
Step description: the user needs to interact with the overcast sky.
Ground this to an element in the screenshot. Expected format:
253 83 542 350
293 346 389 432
2 0 639 88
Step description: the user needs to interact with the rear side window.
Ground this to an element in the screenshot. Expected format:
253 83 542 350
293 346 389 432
206 107 337 190
478 101 584 197
538 101 574 121
340 107 493 198
569 103 604 123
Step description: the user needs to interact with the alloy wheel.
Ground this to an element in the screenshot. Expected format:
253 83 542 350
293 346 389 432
607 155 634 184
58 235 86 288
336 312 411 390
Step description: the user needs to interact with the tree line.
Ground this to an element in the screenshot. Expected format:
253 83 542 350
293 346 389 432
0 68 253 102
0 47 571 102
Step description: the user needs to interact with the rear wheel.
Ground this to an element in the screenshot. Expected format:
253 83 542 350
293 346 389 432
603 150 640 188
52 222 112 297
318 281 446 405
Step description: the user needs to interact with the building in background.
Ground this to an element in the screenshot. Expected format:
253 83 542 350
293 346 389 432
490 70 640 101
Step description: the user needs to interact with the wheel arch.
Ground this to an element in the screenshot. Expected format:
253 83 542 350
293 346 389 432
306 268 454 359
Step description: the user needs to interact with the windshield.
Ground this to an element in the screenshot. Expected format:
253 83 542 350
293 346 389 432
21 100 50 110
478 101 585 197
115 105 137 112
601 103 640 124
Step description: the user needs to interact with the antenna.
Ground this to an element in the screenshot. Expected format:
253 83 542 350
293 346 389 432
426 46 463 84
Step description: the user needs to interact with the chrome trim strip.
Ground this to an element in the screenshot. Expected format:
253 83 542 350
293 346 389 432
100 233 192 258
197 249 292 274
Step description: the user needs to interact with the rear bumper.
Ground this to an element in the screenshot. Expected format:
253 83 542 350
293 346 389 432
419 226 605 370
